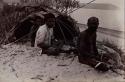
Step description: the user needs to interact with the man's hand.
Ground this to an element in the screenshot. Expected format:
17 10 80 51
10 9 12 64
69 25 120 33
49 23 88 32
45 47 59 56
37 43 50 49
51 39 64 48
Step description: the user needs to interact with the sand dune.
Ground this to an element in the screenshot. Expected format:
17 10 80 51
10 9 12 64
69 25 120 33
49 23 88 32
0 44 124 82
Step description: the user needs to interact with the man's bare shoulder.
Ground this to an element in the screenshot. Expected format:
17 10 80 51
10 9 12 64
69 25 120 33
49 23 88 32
37 24 47 31
39 24 47 29
80 30 87 36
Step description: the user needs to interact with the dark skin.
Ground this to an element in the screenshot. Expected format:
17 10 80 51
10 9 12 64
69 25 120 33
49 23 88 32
78 28 109 72
78 17 99 59
78 17 110 71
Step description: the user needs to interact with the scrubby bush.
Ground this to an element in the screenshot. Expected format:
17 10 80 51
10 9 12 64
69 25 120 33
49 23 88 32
0 0 80 44
0 4 44 44
97 39 125 69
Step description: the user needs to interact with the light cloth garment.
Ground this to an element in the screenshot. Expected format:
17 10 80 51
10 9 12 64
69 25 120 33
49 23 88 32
35 24 53 47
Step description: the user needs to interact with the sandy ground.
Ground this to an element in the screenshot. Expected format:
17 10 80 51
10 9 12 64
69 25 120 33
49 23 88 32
0 44 125 82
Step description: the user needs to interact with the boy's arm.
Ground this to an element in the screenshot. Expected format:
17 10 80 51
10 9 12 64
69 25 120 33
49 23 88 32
35 26 49 49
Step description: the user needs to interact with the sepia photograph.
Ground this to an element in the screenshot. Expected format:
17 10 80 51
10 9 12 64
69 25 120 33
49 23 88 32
0 0 124 82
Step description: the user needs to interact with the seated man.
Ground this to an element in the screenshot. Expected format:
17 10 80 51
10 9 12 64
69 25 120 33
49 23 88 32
35 13 59 55
78 17 110 72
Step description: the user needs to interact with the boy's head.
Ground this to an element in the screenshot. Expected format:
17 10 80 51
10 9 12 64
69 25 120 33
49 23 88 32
87 17 99 31
44 13 56 28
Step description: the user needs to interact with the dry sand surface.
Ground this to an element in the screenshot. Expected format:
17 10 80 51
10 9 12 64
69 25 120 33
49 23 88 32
0 44 124 82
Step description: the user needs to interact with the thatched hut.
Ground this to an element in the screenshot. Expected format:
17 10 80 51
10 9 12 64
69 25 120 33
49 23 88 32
8 7 80 47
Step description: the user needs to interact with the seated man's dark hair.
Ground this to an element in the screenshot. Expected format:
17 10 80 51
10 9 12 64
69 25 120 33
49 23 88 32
44 13 55 22
87 17 99 25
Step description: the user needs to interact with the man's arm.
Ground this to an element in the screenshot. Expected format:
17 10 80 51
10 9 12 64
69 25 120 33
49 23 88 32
92 33 99 55
35 25 48 49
